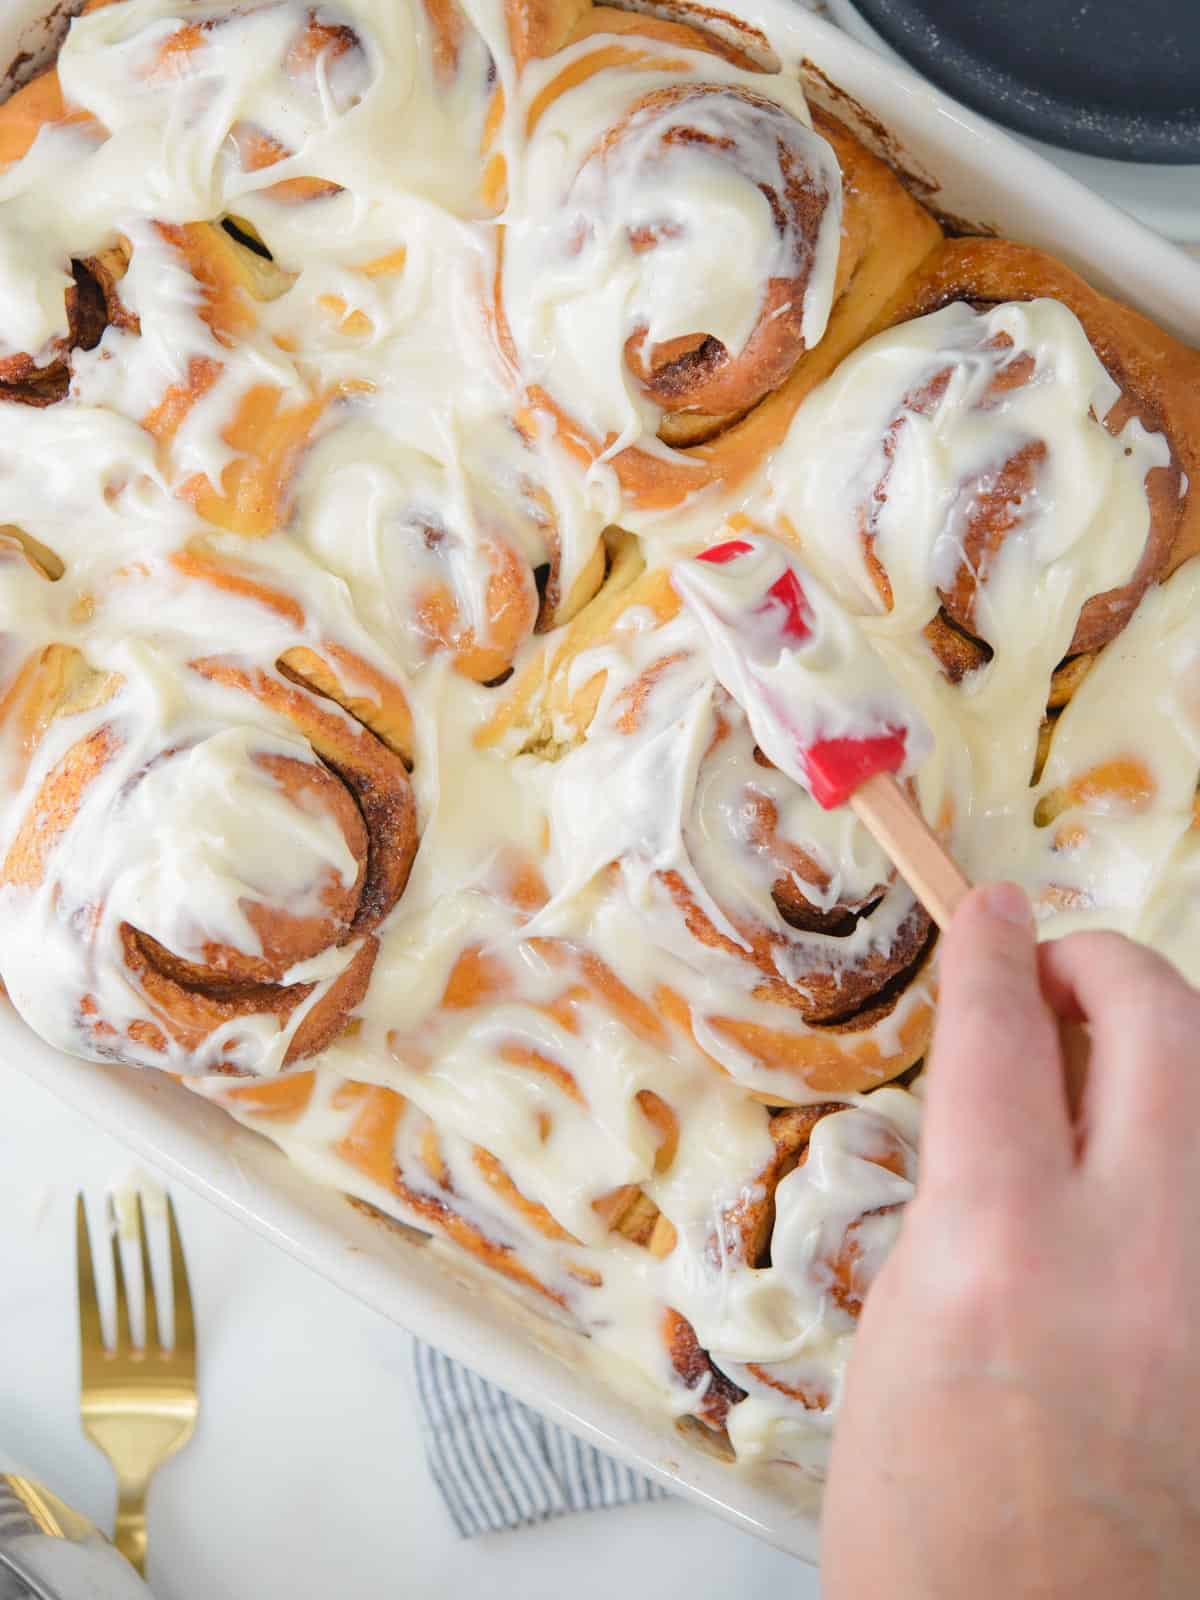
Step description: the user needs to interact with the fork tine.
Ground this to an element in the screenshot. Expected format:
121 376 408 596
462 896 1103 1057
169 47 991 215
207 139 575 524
75 1195 103 1358
165 1195 195 1356
108 1196 133 1354
136 1195 159 1353
76 1191 198 1577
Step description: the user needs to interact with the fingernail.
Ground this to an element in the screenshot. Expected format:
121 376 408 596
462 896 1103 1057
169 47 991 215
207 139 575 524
979 882 1033 927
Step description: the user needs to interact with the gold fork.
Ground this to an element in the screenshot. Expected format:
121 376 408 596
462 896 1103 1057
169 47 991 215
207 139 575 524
76 1192 198 1575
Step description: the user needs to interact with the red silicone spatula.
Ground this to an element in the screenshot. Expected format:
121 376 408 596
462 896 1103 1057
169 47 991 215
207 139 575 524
676 535 1089 1108
678 536 971 929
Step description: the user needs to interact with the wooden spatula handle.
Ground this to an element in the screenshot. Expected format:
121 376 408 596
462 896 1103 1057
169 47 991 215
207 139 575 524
850 771 1091 1113
850 772 971 930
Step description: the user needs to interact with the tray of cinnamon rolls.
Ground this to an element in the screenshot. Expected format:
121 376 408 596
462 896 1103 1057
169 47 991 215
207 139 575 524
0 0 1198 1549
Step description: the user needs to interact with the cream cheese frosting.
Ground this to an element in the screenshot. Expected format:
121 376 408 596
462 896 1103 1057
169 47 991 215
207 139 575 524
0 0 1194 1476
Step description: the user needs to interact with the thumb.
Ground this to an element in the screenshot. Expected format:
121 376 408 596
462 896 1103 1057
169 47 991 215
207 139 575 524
920 883 1071 1194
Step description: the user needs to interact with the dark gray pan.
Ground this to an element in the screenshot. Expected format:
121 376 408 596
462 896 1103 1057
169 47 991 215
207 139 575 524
847 0 1200 164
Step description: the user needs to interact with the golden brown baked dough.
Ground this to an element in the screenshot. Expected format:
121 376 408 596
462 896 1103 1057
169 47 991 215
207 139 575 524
484 0 943 510
0 556 417 1070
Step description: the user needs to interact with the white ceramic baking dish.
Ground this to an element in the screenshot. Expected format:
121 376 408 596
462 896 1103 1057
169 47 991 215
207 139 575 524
3 0 1200 1563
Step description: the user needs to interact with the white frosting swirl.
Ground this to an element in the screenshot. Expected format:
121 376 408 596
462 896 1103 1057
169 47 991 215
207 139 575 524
768 298 1170 640
502 37 841 454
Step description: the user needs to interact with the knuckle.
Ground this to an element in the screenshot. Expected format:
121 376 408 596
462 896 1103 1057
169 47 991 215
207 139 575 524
914 1194 1038 1329
934 1264 1018 1343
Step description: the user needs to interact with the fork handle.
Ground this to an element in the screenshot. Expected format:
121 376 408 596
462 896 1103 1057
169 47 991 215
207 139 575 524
113 1477 148 1575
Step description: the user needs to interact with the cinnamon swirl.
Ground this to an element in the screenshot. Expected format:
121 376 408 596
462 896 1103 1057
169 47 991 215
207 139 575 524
481 550 936 1099
495 4 941 509
0 554 416 1073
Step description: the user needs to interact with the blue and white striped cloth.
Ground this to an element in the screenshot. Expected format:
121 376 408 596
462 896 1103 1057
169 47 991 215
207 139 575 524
412 1343 669 1536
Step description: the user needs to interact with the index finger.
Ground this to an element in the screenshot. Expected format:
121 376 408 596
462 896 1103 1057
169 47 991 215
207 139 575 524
1037 931 1200 1173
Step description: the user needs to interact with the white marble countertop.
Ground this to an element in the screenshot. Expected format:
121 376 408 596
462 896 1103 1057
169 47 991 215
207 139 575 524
0 1063 822 1600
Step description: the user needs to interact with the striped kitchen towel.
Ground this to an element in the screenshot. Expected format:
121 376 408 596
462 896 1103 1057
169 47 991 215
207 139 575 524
413 1343 669 1536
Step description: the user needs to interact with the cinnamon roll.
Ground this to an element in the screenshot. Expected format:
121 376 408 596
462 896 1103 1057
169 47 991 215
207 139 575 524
204 1023 688 1312
295 430 607 684
768 280 1191 661
0 554 416 1074
68 0 372 204
0 57 130 407
649 1087 919 1449
875 240 1199 654
210 1070 582 1303
126 219 339 538
496 6 941 509
720 1088 919 1452
757 260 1200 881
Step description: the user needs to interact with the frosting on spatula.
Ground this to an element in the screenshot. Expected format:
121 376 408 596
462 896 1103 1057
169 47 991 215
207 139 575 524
673 536 932 807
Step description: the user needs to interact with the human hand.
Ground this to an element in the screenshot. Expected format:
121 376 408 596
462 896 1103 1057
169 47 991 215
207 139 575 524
822 883 1200 1599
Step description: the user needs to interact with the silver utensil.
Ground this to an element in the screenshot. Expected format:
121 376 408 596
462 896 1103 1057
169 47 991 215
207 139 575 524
0 1473 152 1600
